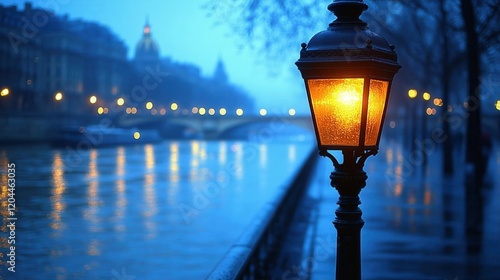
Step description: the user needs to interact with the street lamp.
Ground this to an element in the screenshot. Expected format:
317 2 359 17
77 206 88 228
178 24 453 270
422 91 431 101
54 92 63 101
295 1 400 279
1 88 9 97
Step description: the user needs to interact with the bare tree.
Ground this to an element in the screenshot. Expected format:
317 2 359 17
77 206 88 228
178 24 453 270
204 0 500 179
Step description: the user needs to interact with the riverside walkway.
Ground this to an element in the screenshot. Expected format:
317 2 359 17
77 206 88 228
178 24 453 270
276 138 500 279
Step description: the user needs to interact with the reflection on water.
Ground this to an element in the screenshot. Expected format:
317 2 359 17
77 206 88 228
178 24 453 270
143 144 158 239
288 144 296 163
169 142 180 185
51 151 66 232
233 143 244 180
115 146 127 230
0 151 8 234
259 144 267 168
0 138 313 279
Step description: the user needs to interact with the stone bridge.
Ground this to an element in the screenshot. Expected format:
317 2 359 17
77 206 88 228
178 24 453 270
117 115 314 138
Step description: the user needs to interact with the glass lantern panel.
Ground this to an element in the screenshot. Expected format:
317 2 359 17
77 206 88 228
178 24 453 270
307 78 364 147
365 79 389 146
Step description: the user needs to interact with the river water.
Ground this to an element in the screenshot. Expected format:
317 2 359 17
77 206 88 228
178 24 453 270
0 135 314 279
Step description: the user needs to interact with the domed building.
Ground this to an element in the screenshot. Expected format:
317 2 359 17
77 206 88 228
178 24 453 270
135 19 160 70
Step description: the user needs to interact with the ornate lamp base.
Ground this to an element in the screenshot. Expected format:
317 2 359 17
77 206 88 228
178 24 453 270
321 149 376 280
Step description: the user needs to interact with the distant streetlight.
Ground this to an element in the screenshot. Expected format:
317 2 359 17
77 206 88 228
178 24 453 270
117 97 125 106
133 131 141 140
146 101 153 110
496 100 500 111
408 89 417 99
219 108 227 116
97 107 104 114
199 107 206 115
433 98 443 107
259 108 267 116
1 88 9 97
54 92 63 101
288 108 296 116
295 0 400 279
423 92 431 101
89 95 97 104
171 103 178 111
236 108 243 116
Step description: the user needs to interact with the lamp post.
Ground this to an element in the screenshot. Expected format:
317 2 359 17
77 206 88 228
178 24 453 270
295 1 400 279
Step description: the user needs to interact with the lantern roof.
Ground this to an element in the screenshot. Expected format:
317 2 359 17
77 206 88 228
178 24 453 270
296 0 400 77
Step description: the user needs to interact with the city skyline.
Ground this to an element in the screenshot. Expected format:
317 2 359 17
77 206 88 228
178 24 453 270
1 0 308 113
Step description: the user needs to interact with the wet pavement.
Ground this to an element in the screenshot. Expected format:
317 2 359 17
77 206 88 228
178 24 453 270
278 138 500 280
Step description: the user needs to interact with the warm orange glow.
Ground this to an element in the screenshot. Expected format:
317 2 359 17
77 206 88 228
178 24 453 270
365 79 389 146
408 89 417 98
1 88 9 96
308 78 388 147
308 78 363 146
433 98 443 106
144 26 150 34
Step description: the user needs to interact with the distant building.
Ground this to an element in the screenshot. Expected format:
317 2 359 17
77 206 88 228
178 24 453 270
134 19 160 71
0 3 42 111
0 2 128 114
0 3 254 117
213 57 228 84
131 18 254 114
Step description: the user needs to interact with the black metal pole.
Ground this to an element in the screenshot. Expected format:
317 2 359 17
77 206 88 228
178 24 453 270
322 150 373 280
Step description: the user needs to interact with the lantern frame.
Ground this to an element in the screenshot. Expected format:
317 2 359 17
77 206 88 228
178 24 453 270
296 0 400 153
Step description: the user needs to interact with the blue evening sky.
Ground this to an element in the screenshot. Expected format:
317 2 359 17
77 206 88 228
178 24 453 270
4 0 309 113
